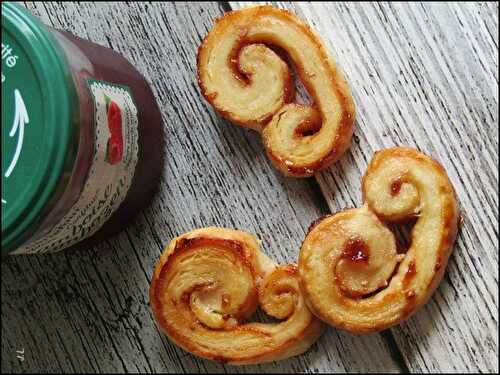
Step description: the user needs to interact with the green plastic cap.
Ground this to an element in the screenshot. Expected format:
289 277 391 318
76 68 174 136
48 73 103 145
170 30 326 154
2 2 79 255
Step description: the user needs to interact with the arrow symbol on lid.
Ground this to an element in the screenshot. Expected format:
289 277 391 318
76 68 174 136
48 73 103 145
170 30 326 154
4 89 29 178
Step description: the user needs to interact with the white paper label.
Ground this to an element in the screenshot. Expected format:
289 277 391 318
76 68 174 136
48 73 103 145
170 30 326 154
13 79 139 254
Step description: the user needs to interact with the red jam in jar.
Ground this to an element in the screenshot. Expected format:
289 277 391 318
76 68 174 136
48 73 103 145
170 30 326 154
1 3 163 255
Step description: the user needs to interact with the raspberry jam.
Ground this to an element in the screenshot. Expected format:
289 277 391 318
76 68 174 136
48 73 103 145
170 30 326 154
2 3 163 255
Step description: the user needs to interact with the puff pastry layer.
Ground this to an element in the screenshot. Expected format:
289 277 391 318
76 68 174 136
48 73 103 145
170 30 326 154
197 6 355 177
299 148 459 333
150 227 324 364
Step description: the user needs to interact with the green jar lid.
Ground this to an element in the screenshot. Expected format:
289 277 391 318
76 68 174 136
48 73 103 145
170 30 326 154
1 2 79 255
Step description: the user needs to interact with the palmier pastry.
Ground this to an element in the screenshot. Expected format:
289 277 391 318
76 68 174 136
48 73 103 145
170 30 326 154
150 227 324 364
197 6 355 177
299 148 459 333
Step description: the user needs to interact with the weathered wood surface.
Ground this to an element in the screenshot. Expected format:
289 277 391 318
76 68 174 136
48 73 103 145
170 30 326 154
231 2 499 373
1 1 497 373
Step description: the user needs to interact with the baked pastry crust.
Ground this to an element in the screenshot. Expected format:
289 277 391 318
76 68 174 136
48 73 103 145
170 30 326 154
197 6 355 177
150 227 324 364
299 147 459 333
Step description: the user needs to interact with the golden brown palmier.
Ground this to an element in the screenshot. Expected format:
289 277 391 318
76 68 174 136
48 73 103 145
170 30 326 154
150 227 324 364
197 6 355 177
299 147 459 333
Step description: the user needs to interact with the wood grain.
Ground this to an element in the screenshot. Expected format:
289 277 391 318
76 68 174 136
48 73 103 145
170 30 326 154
230 2 498 373
1 1 497 373
2 2 400 373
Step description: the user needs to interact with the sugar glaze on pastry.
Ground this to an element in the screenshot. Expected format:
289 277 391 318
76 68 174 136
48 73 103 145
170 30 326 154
197 6 355 177
150 227 324 364
299 147 459 333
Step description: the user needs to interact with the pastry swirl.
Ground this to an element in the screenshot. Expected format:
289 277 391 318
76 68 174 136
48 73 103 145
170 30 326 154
299 148 459 333
150 227 324 364
197 6 355 177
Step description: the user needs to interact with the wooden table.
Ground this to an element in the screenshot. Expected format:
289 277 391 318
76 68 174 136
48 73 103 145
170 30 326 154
2 2 498 373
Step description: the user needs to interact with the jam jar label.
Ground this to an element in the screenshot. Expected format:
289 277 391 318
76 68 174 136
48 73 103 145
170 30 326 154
12 80 139 254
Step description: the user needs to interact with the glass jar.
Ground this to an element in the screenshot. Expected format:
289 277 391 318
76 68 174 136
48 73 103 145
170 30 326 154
2 2 163 255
